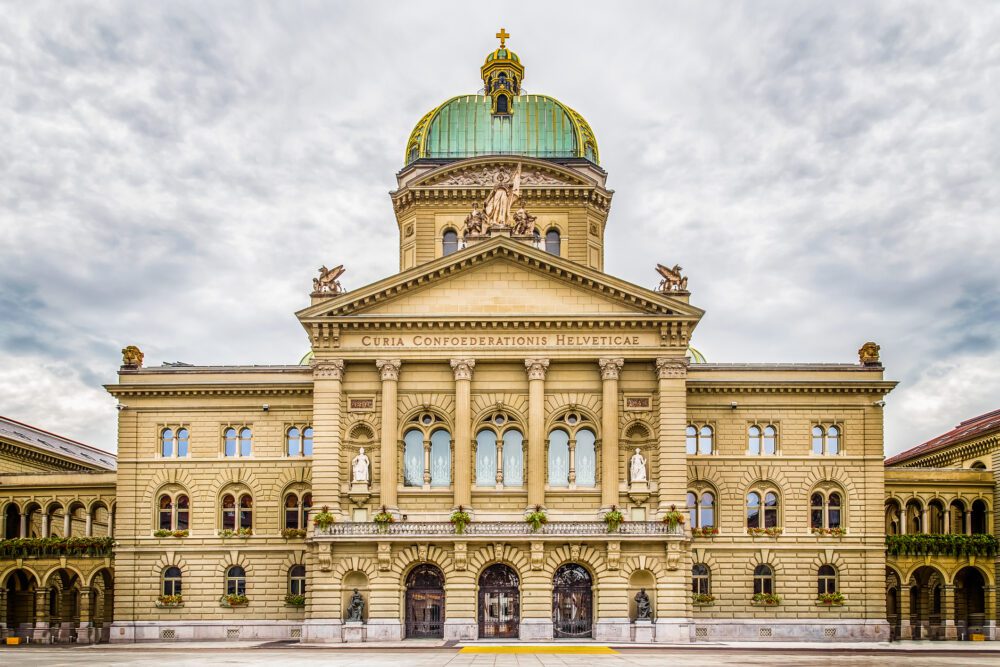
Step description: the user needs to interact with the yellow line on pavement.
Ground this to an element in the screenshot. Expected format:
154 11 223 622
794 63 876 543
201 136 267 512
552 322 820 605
460 646 617 654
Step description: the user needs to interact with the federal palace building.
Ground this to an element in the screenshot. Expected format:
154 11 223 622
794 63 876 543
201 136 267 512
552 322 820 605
1 32 997 645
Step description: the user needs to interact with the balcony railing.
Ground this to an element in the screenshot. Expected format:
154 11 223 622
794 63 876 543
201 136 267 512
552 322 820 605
316 521 684 538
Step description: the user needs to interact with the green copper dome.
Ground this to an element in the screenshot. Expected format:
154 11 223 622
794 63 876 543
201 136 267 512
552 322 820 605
486 47 520 64
405 94 599 165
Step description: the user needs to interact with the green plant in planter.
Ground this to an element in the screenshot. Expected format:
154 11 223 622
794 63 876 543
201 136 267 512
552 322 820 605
691 593 715 605
373 506 395 533
818 592 844 605
219 528 253 538
812 527 847 536
281 528 307 539
603 505 625 533
747 527 783 537
752 592 781 606
153 529 172 537
172 529 189 538
450 506 472 535
662 504 685 531
525 505 548 532
284 593 306 607
156 594 183 607
313 506 336 530
221 594 248 607
692 526 719 537
885 533 998 558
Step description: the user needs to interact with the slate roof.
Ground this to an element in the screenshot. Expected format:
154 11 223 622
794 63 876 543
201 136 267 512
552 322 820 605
0 415 116 470
885 408 1000 466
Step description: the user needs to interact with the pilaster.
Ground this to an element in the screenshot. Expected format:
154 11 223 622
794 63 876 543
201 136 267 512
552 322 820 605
525 358 549 508
599 358 623 510
655 357 688 512
311 360 345 515
377 359 402 512
451 359 475 509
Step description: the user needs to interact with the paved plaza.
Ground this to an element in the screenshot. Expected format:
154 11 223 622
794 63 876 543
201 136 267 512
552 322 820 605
2 642 1000 667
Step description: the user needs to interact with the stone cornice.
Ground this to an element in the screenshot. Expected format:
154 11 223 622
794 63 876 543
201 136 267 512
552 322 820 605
887 433 999 469
105 383 313 399
0 441 95 472
686 381 898 395
391 187 612 215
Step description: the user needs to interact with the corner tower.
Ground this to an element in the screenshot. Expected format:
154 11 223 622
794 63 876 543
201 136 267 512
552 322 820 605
393 30 612 272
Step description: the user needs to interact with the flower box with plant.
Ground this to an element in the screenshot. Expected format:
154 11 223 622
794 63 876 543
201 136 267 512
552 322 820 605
691 593 715 605
812 527 847 537
817 592 845 606
603 505 625 533
692 526 719 537
281 528 307 539
747 527 783 537
0 537 115 558
220 594 248 607
313 506 336 531
284 593 306 607
450 506 472 535
153 529 189 538
525 505 548 532
218 528 253 538
751 593 781 606
373 506 395 533
155 594 183 608
662 505 685 531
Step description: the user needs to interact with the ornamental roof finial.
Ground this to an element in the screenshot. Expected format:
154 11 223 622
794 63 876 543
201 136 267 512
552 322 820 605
495 27 510 48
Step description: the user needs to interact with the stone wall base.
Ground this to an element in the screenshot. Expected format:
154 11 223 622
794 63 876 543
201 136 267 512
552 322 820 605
691 618 891 642
444 618 477 640
109 620 303 643
653 618 691 643
519 618 554 640
302 618 342 643
365 619 402 641
594 618 630 642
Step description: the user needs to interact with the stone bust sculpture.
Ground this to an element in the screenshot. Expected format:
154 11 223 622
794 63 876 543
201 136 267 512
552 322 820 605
352 448 370 483
629 448 647 483
635 588 652 620
346 588 365 622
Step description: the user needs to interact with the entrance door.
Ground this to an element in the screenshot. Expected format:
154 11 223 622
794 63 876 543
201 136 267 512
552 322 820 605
405 564 445 638
478 564 520 638
552 563 592 638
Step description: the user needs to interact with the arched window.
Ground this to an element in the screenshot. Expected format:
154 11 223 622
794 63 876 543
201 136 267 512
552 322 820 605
442 229 459 256
289 564 306 596
161 428 190 458
177 428 189 457
287 428 301 456
928 500 946 534
753 564 774 595
764 491 779 528
827 493 841 529
544 228 560 255
158 495 173 531
404 429 425 487
548 429 569 487
222 494 236 531
226 565 246 596
157 493 189 531
575 428 596 486
686 492 697 527
748 426 761 455
221 492 253 533
762 426 776 455
810 491 843 532
302 427 313 456
502 429 524 487
162 566 182 597
224 428 237 457
239 495 253 530
240 428 252 457
698 426 713 454
700 491 716 528
688 424 713 455
746 492 761 528
747 489 780 530
812 424 841 455
818 565 837 595
971 499 988 534
430 429 451 487
162 429 174 457
176 495 189 531
750 425 776 455
905 499 923 534
685 426 697 455
475 429 498 487
971 461 987 470
692 563 711 595
285 493 300 529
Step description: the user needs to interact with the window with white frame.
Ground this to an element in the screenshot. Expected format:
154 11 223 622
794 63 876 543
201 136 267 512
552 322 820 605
161 427 189 458
746 488 780 529
283 492 312 530
686 424 714 455
223 426 253 458
403 411 452 488
157 492 189 532
286 426 313 457
810 490 843 531
547 411 596 488
748 424 776 455
686 489 716 529
811 424 841 455
221 491 253 532
476 409 523 488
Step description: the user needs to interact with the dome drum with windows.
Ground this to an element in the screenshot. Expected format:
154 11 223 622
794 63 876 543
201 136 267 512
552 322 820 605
405 28 599 165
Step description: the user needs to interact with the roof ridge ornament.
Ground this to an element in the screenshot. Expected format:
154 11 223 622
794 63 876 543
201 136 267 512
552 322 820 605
495 27 510 48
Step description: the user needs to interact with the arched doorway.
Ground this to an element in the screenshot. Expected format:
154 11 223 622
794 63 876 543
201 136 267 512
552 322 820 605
954 567 986 639
404 564 444 639
4 569 37 639
909 566 944 640
885 568 900 640
553 563 592 638
478 564 519 638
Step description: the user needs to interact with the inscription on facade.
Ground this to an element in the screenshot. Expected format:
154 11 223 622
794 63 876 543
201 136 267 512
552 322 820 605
358 334 645 348
624 396 651 411
348 397 375 412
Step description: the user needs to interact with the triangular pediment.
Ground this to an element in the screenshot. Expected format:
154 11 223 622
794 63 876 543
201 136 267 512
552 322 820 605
297 236 703 323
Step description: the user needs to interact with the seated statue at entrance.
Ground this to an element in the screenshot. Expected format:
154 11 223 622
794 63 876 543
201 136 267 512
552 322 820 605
635 588 652 620
346 588 365 622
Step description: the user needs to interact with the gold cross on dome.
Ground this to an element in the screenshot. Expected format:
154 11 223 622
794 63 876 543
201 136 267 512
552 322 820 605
496 28 510 48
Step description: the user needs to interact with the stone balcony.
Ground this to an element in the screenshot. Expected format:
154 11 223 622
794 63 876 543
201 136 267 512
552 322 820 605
313 520 685 542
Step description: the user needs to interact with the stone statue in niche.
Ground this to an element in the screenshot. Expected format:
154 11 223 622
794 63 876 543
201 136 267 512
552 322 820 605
656 263 688 292
346 588 365 622
629 448 647 483
313 264 346 294
635 588 652 620
352 448 370 483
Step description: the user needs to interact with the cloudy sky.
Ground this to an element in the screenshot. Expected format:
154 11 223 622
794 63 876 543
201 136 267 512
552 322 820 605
2 2 998 457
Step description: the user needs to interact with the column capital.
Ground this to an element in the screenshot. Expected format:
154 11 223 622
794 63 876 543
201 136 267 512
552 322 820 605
376 359 402 381
525 358 550 381
450 358 476 381
598 358 624 381
312 359 345 380
655 357 689 379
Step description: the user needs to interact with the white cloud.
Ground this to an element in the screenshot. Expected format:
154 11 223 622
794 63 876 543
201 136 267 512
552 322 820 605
0 1 997 456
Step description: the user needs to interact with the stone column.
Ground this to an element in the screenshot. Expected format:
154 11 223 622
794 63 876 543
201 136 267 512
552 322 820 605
311 360 345 515
19 513 27 538
76 587 93 644
85 513 93 537
944 508 951 534
451 359 475 509
377 359 402 512
965 511 972 535
984 585 997 640
922 507 929 534
599 358 624 510
63 511 71 538
655 358 689 513
525 359 549 509
41 513 50 538
898 583 912 639
33 587 49 643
